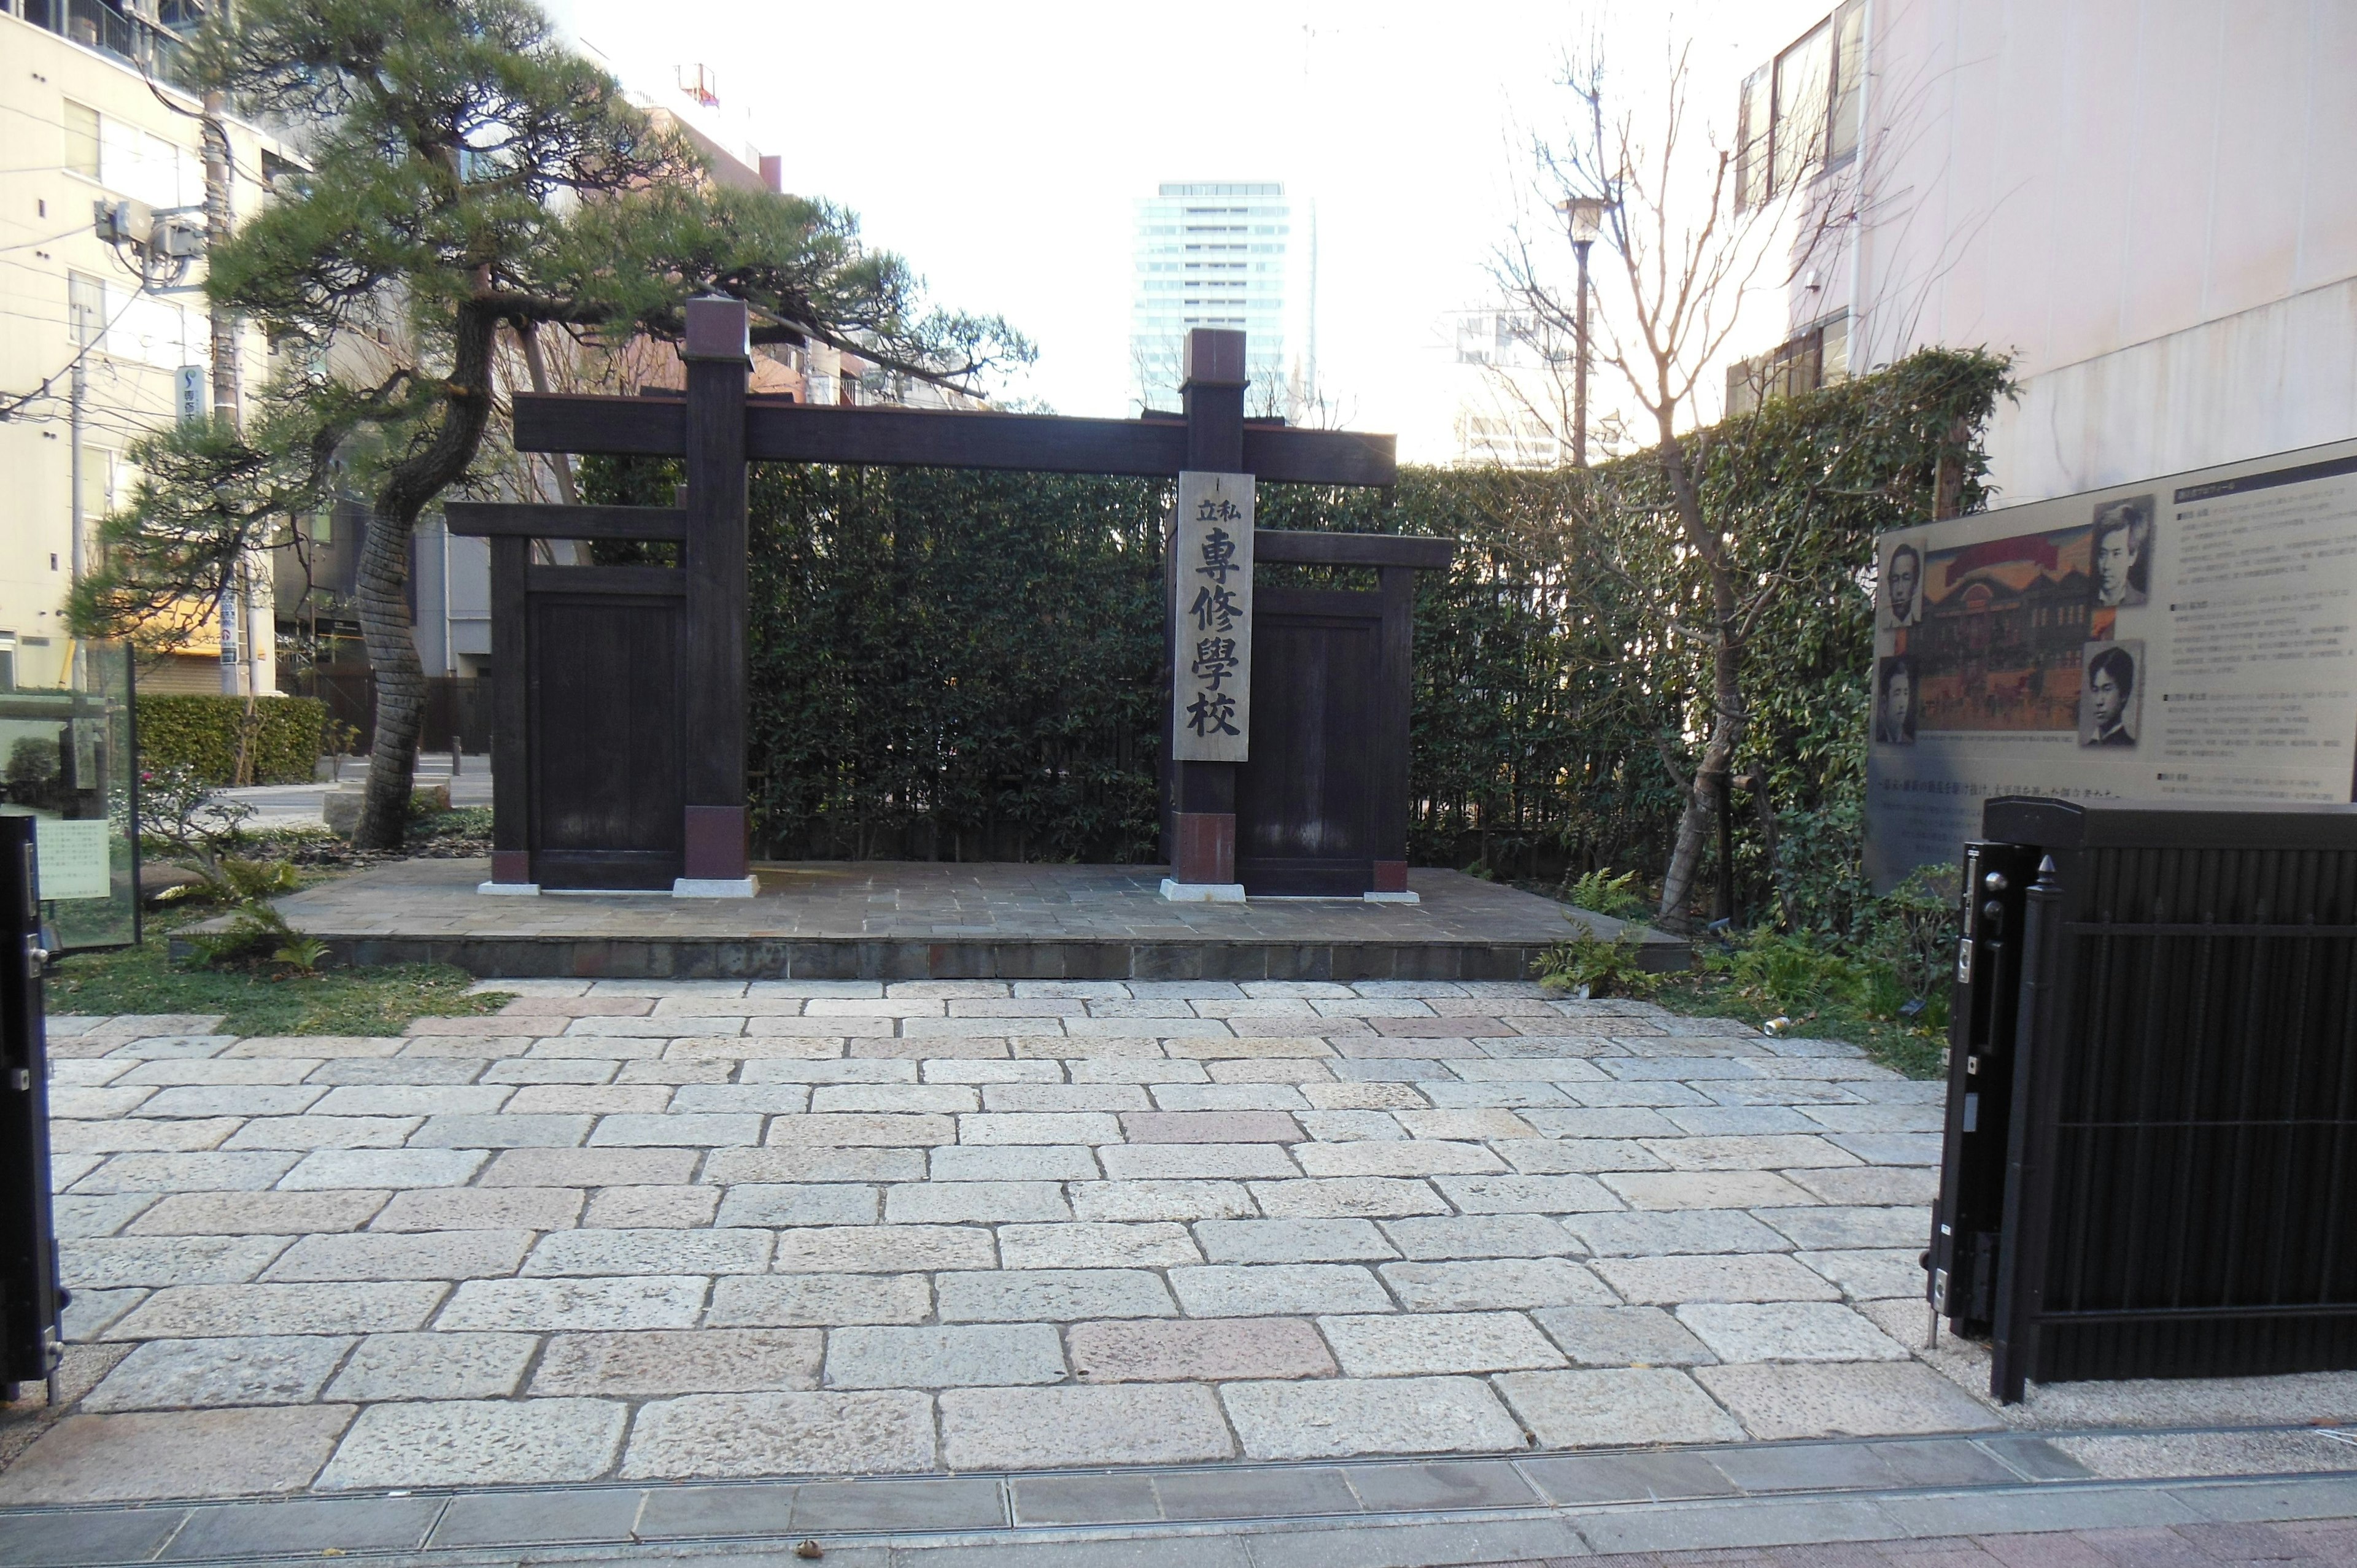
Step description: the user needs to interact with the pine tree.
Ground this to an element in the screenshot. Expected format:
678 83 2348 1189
74 0 1026 848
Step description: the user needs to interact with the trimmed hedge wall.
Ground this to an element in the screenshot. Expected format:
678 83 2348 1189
137 695 327 786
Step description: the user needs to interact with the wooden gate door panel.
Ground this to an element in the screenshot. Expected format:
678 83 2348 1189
1236 588 1383 895
530 594 685 890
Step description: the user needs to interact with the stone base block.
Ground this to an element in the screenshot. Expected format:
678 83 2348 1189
478 882 541 897
1364 890 1422 904
1160 879 1246 904
674 877 761 899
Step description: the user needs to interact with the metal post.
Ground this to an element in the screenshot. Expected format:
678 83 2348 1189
68 355 85 693
1572 238 1592 468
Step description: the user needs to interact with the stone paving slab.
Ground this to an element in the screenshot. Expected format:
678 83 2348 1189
18 978 2357 1513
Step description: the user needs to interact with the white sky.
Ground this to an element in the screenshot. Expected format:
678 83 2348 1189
554 0 1826 457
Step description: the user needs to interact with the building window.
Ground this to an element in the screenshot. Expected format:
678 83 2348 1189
64 100 101 180
1725 311 1848 415
1736 0 1864 211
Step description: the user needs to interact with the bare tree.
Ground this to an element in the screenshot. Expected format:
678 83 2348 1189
1500 42 1853 926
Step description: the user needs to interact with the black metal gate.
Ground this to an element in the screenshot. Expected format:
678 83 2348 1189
1931 795 2357 1399
0 818 62 1399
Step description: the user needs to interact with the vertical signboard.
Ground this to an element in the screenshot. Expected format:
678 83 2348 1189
1866 438 2357 889
1171 470 1255 763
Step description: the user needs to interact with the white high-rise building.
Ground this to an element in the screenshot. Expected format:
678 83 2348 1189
1130 181 1314 419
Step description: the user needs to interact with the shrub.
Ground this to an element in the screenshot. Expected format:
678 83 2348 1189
138 695 326 786
1535 923 1663 999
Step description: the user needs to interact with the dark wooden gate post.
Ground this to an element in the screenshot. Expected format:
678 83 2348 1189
677 296 754 895
1168 328 1247 892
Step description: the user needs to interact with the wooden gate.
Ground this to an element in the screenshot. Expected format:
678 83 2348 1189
1234 532 1450 897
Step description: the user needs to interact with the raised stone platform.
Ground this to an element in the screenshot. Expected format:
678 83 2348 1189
222 859 1685 981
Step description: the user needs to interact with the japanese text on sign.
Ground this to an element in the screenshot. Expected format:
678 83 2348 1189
1171 470 1255 762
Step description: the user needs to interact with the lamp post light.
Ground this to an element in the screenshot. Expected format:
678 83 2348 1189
1557 196 1610 468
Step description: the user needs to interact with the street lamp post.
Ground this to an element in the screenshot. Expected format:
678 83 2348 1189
1557 196 1609 468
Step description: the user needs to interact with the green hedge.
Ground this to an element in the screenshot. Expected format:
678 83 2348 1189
138 695 327 786
582 347 2010 929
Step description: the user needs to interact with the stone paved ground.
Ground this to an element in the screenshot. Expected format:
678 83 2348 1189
10 978 2355 1506
1476 1518 2357 1565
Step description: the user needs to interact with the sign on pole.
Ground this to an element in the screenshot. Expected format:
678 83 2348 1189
1171 470 1255 763
175 365 205 425
1865 437 2357 889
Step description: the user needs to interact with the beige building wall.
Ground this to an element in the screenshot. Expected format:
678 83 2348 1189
1838 0 2357 503
0 10 287 694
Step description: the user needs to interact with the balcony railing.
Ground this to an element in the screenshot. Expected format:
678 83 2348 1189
13 0 203 93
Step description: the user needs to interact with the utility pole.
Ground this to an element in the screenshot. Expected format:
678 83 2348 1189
69 353 86 693
202 85 251 698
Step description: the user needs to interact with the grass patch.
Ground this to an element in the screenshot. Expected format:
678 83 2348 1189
1652 967 1947 1080
47 912 510 1037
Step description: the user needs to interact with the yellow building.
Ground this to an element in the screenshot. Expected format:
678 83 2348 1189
0 0 291 695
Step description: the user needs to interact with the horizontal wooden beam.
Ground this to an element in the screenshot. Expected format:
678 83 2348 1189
509 394 1398 487
524 564 687 596
445 503 688 541
1257 530 1454 570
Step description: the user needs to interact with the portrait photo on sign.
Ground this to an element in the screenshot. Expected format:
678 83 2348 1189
1875 655 1918 745
1882 539 1923 627
2088 495 2154 609
2080 639 2143 747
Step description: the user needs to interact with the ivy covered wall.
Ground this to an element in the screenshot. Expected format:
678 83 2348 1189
585 347 2008 932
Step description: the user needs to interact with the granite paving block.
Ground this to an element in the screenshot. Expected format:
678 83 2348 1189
1592 1254 1843 1304
115 1058 316 1085
928 1145 1101 1182
532 1328 822 1395
132 1084 326 1119
1390 1108 1538 1140
1797 1103 1944 1134
934 1269 1178 1323
53 1192 156 1239
1120 1110 1303 1143
826 1323 1066 1388
711 1146 929 1184
504 1086 673 1116
262 1228 533 1282
1197 1218 1398 1264
878 1180 1062 1225
740 1059 917 1084
567 1013 749 1035
1660 1106 1822 1136
809 1084 980 1113
1099 1143 1299 1180
1498 1367 1747 1447
621 1390 936 1478
524 1226 772 1276
1450 1059 1609 1083
1676 1301 1911 1362
927 1059 1065 1083
1420 1081 1571 1109
0 1405 353 1504
1068 1059 1207 1084
49 1118 250 1155
765 1112 957 1148
704 1272 932 1327
772 1224 994 1272
1601 1170 1820 1210
718 1182 881 1227
1221 1376 1522 1460
1516 1106 1683 1138
987 1084 1152 1112
323 1332 537 1401
1755 1205 1931 1249
1785 1166 1939 1207
1533 1304 1717 1365
409 1113 595 1148
1320 1310 1566 1375
278 1148 487 1189
368 1186 584 1232
1069 1316 1337 1383
61 1234 293 1288
939 1383 1233 1468
107 1035 238 1060
81 1334 352 1411
1566 1208 1792 1256
107 1281 449 1339
1380 1215 1581 1259
1491 1138 1673 1176
1292 1141 1503 1177
1380 1257 1616 1311
593 1113 764 1146
1301 1082 1432 1110
1430 1174 1621 1215
1693 1361 2003 1438
1296 1109 1408 1141
304 1058 490 1085
1640 1134 1860 1170
1798 1247 1930 1299
1827 1132 1943 1165
958 1111 1123 1146
481 1148 700 1186
997 1221 1202 1268
317 1397 628 1489
221 1116 424 1151
64 1151 299 1193
1247 1177 1449 1218
582 1183 722 1227
309 1085 511 1117
1069 1180 1256 1222
1210 1059 1338 1083
60 1286 148 1342
1169 1264 1393 1317
435 1275 707 1332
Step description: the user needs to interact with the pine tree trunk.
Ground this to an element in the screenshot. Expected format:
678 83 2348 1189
350 305 499 850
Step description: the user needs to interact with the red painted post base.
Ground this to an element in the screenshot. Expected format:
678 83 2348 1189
683 805 749 880
1172 811 1236 885
1372 860 1409 894
490 851 531 885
